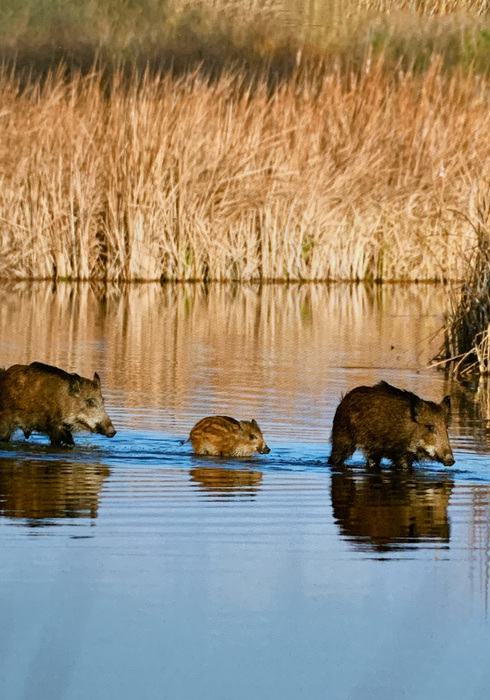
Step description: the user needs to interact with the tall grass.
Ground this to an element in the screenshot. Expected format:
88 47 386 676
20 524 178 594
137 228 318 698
0 55 487 282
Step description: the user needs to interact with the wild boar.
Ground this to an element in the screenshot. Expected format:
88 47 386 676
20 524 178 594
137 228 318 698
328 381 454 469
0 362 116 446
183 416 270 457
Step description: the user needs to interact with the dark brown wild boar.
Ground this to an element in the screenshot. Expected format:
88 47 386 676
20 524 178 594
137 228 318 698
0 362 116 446
328 381 454 469
183 416 270 457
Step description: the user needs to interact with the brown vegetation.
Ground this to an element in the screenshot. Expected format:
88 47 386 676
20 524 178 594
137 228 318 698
0 53 486 282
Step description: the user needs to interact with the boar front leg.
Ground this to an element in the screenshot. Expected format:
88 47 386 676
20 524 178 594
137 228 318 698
392 454 414 470
49 426 75 446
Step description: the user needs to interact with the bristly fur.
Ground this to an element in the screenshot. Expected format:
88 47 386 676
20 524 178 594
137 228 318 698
0 363 116 445
29 362 80 382
328 382 454 469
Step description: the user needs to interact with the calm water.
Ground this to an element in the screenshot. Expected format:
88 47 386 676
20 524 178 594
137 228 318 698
1 283 490 700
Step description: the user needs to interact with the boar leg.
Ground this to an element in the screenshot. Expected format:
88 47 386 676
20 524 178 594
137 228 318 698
366 453 382 469
0 418 13 442
49 426 75 446
392 455 414 470
328 441 355 467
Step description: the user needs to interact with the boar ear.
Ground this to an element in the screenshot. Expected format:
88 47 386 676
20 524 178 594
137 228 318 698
251 419 259 429
93 372 101 387
441 395 451 423
69 375 82 397
411 398 422 423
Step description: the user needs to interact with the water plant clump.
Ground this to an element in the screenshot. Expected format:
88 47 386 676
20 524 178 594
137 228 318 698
435 184 490 375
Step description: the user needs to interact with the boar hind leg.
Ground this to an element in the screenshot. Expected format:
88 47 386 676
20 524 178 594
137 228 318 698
328 435 355 467
0 418 13 442
328 417 356 466
49 427 75 446
328 447 353 467
366 453 382 469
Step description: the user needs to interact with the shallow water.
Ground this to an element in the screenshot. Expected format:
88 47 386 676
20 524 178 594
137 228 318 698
1 283 490 700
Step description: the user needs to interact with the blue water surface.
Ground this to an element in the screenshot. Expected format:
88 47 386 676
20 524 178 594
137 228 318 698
1 284 490 700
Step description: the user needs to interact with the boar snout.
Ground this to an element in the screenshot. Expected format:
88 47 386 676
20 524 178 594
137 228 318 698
442 453 455 467
97 421 116 438
261 445 271 454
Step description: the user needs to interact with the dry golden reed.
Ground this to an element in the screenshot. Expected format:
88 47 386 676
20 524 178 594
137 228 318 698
0 57 487 282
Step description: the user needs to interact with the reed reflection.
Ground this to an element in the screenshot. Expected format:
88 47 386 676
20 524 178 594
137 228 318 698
445 376 490 450
0 281 448 438
331 467 453 552
0 458 110 524
189 466 262 500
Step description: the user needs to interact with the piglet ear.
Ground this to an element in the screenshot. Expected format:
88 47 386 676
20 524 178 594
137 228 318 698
93 372 101 387
251 419 259 429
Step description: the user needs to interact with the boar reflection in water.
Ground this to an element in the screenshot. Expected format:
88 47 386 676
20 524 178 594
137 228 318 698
0 459 110 521
185 416 270 457
331 468 453 551
0 362 116 446
329 381 455 469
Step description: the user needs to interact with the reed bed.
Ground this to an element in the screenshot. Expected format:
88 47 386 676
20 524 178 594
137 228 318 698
0 55 487 282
